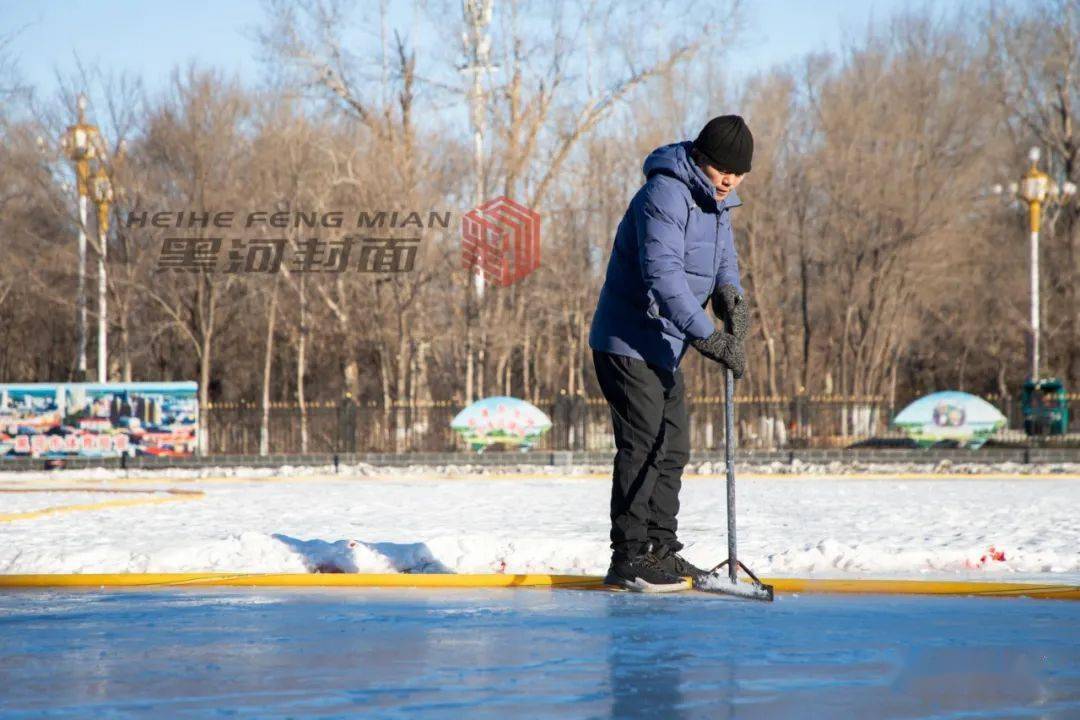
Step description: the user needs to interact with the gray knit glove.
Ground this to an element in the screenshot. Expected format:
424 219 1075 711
710 284 749 340
690 331 745 379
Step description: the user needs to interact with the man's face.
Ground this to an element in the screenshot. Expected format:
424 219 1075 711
698 159 745 201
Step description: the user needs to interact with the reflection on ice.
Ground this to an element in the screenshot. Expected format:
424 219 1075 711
0 588 1076 718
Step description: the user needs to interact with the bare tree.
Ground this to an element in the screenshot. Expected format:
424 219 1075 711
133 66 252 450
988 0 1080 387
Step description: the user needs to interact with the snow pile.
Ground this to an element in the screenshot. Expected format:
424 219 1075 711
0 472 1077 582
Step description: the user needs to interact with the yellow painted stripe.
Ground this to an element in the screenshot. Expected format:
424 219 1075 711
24 475 345 488
0 487 200 495
0 491 204 523
0 573 1074 599
762 577 1080 600
0 573 605 589
18 476 286 487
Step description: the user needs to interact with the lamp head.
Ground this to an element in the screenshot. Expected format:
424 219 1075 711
1028 146 1041 165
1020 175 1049 203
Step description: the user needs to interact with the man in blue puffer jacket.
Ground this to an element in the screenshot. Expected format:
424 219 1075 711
588 115 752 592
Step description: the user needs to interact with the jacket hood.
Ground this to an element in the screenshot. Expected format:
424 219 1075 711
642 141 741 211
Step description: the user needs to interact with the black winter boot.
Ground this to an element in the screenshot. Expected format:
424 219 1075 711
649 542 708 580
604 552 689 593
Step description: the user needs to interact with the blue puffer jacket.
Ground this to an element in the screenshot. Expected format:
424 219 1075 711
588 141 743 371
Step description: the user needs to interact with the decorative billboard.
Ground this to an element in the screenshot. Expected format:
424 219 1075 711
891 391 1006 449
0 382 198 458
450 396 552 452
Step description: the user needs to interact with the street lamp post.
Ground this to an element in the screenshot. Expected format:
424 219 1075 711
999 146 1077 382
59 94 101 382
90 164 114 382
1020 147 1048 381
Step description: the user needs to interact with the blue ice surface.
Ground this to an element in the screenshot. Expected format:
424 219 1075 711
0 587 1077 719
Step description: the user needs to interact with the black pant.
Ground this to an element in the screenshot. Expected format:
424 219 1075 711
592 350 690 558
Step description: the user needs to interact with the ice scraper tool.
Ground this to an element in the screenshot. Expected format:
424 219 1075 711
694 368 774 601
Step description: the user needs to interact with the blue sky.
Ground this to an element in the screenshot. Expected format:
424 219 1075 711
4 0 946 102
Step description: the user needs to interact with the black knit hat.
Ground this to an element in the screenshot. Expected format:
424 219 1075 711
692 115 753 174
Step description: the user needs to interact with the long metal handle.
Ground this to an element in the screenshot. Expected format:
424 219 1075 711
724 368 737 583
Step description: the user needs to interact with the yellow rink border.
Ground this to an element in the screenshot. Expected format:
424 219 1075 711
765 577 1079 600
0 573 1075 600
0 573 601 590
0 490 204 523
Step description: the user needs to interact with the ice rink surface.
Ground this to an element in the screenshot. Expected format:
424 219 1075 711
1 587 1078 719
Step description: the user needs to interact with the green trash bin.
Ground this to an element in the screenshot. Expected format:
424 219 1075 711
1021 379 1069 436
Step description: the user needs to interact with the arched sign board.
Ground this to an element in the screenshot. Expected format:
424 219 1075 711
451 396 552 453
892 391 1006 449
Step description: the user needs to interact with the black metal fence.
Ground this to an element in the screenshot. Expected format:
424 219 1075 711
201 390 1080 455
6 445 1080 474
202 394 920 455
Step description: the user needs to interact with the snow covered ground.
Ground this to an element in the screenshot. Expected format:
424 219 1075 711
1 465 1077 582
